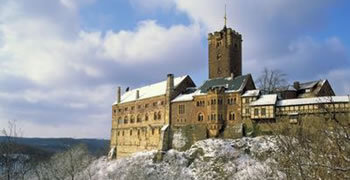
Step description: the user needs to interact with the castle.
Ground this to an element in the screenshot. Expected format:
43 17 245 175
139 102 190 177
109 25 350 159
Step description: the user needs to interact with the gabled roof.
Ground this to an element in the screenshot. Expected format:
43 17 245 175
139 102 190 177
277 96 350 106
299 80 321 90
113 75 189 105
198 74 251 93
250 94 277 106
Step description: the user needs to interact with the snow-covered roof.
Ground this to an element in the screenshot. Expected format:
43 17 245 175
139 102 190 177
242 90 260 97
277 96 350 106
199 74 251 93
113 75 189 105
250 94 277 106
171 90 204 103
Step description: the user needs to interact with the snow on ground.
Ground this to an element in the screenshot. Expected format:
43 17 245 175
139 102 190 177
77 136 284 180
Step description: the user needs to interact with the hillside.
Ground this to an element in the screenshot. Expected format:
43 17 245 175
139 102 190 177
0 137 109 156
78 136 285 180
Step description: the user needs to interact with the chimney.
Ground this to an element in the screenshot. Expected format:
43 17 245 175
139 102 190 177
136 90 140 99
293 81 300 90
117 86 121 103
166 74 174 99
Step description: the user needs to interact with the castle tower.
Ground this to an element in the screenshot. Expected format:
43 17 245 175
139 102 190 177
208 26 242 79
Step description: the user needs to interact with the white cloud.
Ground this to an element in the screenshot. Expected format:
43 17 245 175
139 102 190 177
0 0 205 138
101 20 201 64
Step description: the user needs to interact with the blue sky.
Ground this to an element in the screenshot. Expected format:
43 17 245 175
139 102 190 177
0 0 349 138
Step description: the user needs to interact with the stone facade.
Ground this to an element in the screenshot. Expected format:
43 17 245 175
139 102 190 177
109 25 349 159
208 27 242 79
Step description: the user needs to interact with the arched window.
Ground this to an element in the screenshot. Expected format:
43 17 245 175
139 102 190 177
118 117 123 124
130 129 132 136
124 116 128 124
137 129 140 136
137 115 141 123
157 112 161 120
229 112 235 120
198 113 204 122
145 113 149 121
154 112 157 120
130 116 135 123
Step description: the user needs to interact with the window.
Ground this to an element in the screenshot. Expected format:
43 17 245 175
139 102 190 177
124 116 128 124
261 108 266 116
154 112 157 120
130 116 135 123
234 98 237 104
157 112 161 120
113 109 116 114
118 109 121 112
152 129 155 135
131 106 134 110
117 131 120 136
145 114 149 121
246 108 250 114
118 117 123 124
137 115 141 123
198 113 204 122
130 129 132 136
254 109 259 116
122 131 124 136
125 107 128 111
138 129 140 136
211 113 216 121
218 114 223 120
145 104 149 108
218 99 223 105
138 105 141 109
229 112 235 120
153 102 157 106
179 105 185 114
218 67 222 74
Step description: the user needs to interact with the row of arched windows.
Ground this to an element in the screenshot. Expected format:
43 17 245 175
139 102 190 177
117 127 161 137
195 112 236 122
117 112 162 124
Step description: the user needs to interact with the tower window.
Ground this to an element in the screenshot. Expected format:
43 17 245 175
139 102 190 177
229 112 235 120
198 113 204 122
218 67 222 74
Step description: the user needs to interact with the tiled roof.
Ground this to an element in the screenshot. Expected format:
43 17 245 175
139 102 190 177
198 74 250 93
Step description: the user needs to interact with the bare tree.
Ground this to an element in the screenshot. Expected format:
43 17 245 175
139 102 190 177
0 120 30 180
257 67 287 94
32 144 95 180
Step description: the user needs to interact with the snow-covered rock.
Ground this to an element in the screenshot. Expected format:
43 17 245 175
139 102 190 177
77 136 285 180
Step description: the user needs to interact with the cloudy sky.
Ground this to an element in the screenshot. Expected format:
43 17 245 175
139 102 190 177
0 0 349 139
